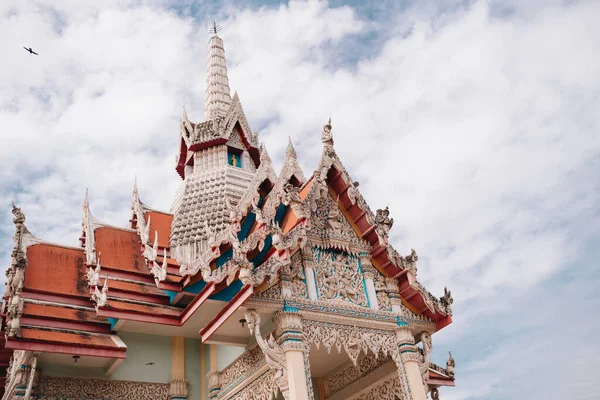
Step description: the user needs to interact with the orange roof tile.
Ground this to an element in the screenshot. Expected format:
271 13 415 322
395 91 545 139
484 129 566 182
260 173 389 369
94 227 146 273
24 244 88 298
145 211 173 248
300 178 312 200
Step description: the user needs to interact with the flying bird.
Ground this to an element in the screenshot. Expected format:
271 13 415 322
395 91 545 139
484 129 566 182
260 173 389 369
23 46 38 55
145 362 155 366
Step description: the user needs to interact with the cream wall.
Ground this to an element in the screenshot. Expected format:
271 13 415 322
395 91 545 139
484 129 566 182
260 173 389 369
40 331 172 383
38 333 249 400
185 338 202 400
216 345 245 371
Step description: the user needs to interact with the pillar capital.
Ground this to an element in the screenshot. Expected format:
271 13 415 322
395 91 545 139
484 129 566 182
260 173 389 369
360 260 376 280
385 277 400 294
207 370 221 399
274 310 304 352
168 378 189 400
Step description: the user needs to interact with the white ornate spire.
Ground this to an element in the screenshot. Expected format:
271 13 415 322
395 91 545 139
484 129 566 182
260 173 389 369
204 23 232 121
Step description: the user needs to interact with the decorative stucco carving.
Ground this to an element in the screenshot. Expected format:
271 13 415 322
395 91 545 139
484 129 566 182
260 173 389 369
82 190 103 266
324 352 392 397
446 351 455 378
34 376 170 399
5 203 31 338
302 320 396 366
151 252 168 285
312 248 368 307
87 255 102 287
375 206 394 242
219 346 265 394
440 287 454 315
304 186 370 254
245 309 289 399
419 331 433 393
280 251 307 299
228 370 278 400
91 278 108 309
3 350 36 400
350 375 404 400
169 378 189 399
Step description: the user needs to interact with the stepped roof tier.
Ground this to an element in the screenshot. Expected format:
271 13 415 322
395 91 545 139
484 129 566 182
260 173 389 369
0 28 456 399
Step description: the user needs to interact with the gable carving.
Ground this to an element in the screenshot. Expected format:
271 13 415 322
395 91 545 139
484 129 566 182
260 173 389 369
306 185 370 253
227 128 246 150
312 248 368 307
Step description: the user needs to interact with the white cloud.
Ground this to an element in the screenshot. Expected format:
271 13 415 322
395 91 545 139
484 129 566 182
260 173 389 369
1 0 599 398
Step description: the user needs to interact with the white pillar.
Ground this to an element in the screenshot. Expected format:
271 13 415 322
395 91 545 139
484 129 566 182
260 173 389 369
302 246 318 301
360 257 379 311
386 277 403 314
274 311 311 399
394 326 428 400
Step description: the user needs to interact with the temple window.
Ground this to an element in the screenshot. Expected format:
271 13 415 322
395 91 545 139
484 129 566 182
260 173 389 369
228 147 242 168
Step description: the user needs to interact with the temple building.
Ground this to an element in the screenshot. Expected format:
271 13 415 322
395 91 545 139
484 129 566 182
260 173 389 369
0 28 456 400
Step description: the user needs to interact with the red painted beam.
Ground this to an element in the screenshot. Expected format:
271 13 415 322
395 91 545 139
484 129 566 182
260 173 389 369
180 282 216 325
96 308 180 326
200 284 253 343
4 339 127 359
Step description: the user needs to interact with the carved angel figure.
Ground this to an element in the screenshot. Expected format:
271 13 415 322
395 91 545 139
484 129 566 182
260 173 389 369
375 206 394 234
321 118 333 145
446 351 455 377
326 207 344 232
322 255 360 303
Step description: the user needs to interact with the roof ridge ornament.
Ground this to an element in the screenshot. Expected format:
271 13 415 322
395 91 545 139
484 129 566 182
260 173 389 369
82 189 98 266
322 117 333 146
286 137 297 159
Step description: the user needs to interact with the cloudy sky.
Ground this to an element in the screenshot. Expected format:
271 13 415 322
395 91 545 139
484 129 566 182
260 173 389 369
1 0 599 398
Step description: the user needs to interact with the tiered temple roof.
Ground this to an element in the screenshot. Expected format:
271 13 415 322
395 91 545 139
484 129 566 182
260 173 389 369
0 28 455 398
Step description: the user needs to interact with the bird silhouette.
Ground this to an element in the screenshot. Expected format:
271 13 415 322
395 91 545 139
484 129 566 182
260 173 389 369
146 362 155 366
23 46 38 55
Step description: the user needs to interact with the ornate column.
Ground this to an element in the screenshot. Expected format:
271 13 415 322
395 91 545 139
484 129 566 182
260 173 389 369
4 351 40 400
274 311 312 400
207 371 221 400
394 327 428 400
170 337 189 399
385 277 403 314
169 379 189 400
301 246 318 301
360 256 379 311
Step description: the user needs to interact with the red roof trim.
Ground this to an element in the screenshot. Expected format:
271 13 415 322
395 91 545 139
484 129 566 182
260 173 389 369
200 284 253 343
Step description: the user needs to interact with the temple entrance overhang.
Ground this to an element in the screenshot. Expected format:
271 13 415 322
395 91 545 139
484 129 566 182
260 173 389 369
207 296 454 400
